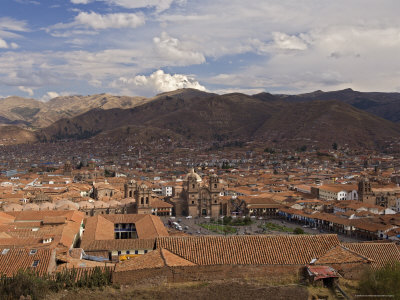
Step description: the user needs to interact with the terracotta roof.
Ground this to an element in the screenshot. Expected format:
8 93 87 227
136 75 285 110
7 210 84 223
343 242 400 269
0 212 15 224
80 215 114 249
0 247 54 277
115 248 196 272
155 235 341 266
151 199 173 208
315 245 371 265
81 214 169 249
84 239 155 251
135 215 169 238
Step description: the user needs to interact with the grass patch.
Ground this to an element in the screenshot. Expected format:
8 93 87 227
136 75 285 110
259 222 294 233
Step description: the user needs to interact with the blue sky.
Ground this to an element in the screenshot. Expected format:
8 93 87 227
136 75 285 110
0 0 400 100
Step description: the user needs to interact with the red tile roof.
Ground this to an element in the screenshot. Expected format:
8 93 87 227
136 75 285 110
343 242 400 269
0 247 55 277
155 235 341 265
115 248 196 272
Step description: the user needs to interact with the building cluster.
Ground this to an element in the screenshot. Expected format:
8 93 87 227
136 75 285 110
0 141 400 285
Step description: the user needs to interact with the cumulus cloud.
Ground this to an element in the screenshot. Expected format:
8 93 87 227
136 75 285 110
18 86 34 96
49 11 145 33
153 32 205 65
75 11 145 30
0 39 19 49
112 70 206 96
41 91 59 101
272 32 308 50
0 39 8 48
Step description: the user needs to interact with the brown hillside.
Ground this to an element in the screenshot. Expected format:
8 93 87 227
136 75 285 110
38 91 400 148
0 125 37 145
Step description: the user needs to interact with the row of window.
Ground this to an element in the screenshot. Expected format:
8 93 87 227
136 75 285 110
117 250 148 255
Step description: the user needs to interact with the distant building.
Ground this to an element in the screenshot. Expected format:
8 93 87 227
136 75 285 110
169 168 222 217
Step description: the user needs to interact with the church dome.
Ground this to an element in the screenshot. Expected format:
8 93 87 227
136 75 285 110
184 168 202 182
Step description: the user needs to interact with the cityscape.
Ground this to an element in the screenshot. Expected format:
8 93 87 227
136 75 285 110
1 0 400 299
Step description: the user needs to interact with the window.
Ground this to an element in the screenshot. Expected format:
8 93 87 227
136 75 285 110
141 197 144 204
126 250 130 254
1 249 9 255
29 249 37 255
118 251 121 255
144 250 148 254
214 184 217 188
135 250 138 254
32 260 39 268
145 197 149 204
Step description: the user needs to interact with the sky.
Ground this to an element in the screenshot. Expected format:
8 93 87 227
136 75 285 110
0 0 400 100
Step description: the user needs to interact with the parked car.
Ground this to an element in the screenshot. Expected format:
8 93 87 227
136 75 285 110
186 216 193 219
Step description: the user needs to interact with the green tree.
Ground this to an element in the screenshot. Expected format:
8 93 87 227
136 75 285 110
332 142 338 150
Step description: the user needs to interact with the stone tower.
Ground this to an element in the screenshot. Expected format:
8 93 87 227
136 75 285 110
136 183 152 214
358 178 375 205
124 180 137 198
187 168 201 201
209 174 221 217
63 161 72 176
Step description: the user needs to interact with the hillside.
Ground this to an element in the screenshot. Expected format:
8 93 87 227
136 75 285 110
0 94 149 128
0 125 37 145
269 88 400 123
38 91 400 148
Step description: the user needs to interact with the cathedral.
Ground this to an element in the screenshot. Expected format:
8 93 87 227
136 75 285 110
170 168 222 217
358 178 398 208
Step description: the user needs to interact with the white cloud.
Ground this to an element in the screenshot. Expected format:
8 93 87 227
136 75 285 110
0 39 8 48
0 39 19 49
153 32 205 65
48 12 145 33
0 17 28 32
75 11 145 30
272 32 308 50
41 91 72 101
18 86 34 96
112 70 206 96
41 91 59 101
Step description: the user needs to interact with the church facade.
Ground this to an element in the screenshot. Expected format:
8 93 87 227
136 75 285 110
171 169 222 217
358 178 399 209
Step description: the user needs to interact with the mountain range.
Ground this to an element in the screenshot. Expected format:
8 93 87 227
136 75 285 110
1 88 400 149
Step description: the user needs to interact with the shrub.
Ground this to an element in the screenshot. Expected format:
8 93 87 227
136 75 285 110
358 262 400 298
223 216 232 225
0 270 49 300
0 267 112 299
293 228 304 235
